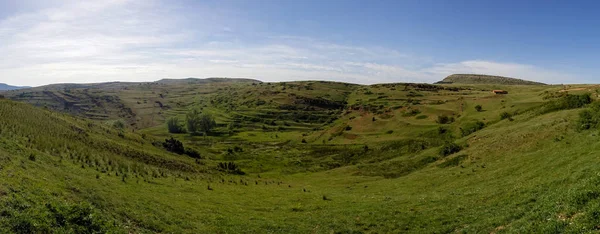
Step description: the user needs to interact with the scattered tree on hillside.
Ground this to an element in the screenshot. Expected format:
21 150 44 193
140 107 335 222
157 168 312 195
475 105 483 112
198 113 217 134
167 117 186 133
187 109 217 135
186 109 202 134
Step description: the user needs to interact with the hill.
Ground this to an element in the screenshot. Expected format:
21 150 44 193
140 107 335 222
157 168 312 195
6 78 600 232
0 83 29 91
437 74 547 85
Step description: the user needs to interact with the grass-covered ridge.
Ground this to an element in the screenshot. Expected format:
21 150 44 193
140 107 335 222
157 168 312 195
4 80 600 232
438 74 547 85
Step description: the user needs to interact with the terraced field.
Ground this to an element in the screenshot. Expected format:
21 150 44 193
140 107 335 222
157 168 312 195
3 78 600 232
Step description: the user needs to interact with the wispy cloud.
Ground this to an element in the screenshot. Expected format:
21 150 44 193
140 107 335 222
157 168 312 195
0 0 571 86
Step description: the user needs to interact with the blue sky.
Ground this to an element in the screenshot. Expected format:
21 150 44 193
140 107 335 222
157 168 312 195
0 0 596 86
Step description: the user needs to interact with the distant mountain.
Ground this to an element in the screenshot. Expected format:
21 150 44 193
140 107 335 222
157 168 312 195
436 74 546 85
0 83 30 91
156 77 262 84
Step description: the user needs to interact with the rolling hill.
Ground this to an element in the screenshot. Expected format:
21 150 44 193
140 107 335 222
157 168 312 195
3 78 600 232
437 74 547 85
0 83 29 91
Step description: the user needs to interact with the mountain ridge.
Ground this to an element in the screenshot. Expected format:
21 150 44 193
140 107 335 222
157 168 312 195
437 74 547 85
0 83 30 90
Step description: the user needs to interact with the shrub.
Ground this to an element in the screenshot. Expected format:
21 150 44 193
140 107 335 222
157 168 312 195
475 105 483 112
163 137 185 155
416 115 428 119
577 102 600 131
402 109 421 117
185 148 201 159
500 112 512 120
437 115 455 124
167 117 186 133
233 146 243 152
540 93 592 114
217 162 245 175
438 154 468 168
460 121 486 137
255 99 267 106
345 125 352 131
112 120 125 129
439 143 462 157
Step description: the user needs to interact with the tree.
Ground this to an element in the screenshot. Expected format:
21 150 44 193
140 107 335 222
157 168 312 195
475 105 483 112
198 113 216 134
186 109 202 134
167 117 185 133
186 109 217 135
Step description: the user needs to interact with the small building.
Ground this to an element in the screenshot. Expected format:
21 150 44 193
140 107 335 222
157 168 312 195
492 90 508 94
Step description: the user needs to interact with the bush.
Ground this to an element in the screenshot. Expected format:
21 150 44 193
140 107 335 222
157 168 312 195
185 148 201 159
163 137 185 155
217 162 245 175
416 115 428 119
577 102 600 131
167 117 186 133
402 109 421 117
475 105 483 112
500 112 512 120
460 121 486 137
437 115 455 124
439 143 462 157
438 154 468 168
540 93 592 114
112 120 125 129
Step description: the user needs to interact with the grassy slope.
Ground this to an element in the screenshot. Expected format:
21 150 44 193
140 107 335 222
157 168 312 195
4 81 600 232
439 74 547 85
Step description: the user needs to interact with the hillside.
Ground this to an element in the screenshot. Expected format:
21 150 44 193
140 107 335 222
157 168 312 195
438 74 547 85
5 80 600 232
0 83 29 91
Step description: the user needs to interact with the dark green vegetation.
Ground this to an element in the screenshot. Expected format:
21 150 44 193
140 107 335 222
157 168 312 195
438 74 547 85
4 78 600 232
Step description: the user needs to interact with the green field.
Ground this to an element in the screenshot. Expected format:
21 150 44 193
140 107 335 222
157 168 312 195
2 78 600 233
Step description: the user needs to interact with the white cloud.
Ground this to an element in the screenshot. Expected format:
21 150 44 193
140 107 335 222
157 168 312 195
0 0 572 86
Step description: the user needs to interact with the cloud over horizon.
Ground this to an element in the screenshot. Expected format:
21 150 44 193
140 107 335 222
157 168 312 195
0 0 573 87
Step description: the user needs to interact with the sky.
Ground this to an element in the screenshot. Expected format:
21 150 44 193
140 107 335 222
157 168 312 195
0 0 598 87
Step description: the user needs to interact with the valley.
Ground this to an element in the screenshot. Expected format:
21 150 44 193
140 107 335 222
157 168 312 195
1 76 600 233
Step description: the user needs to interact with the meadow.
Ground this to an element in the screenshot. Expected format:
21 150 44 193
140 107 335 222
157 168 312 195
2 78 600 233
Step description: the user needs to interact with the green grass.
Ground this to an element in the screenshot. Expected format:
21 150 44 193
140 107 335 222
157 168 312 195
4 80 600 232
